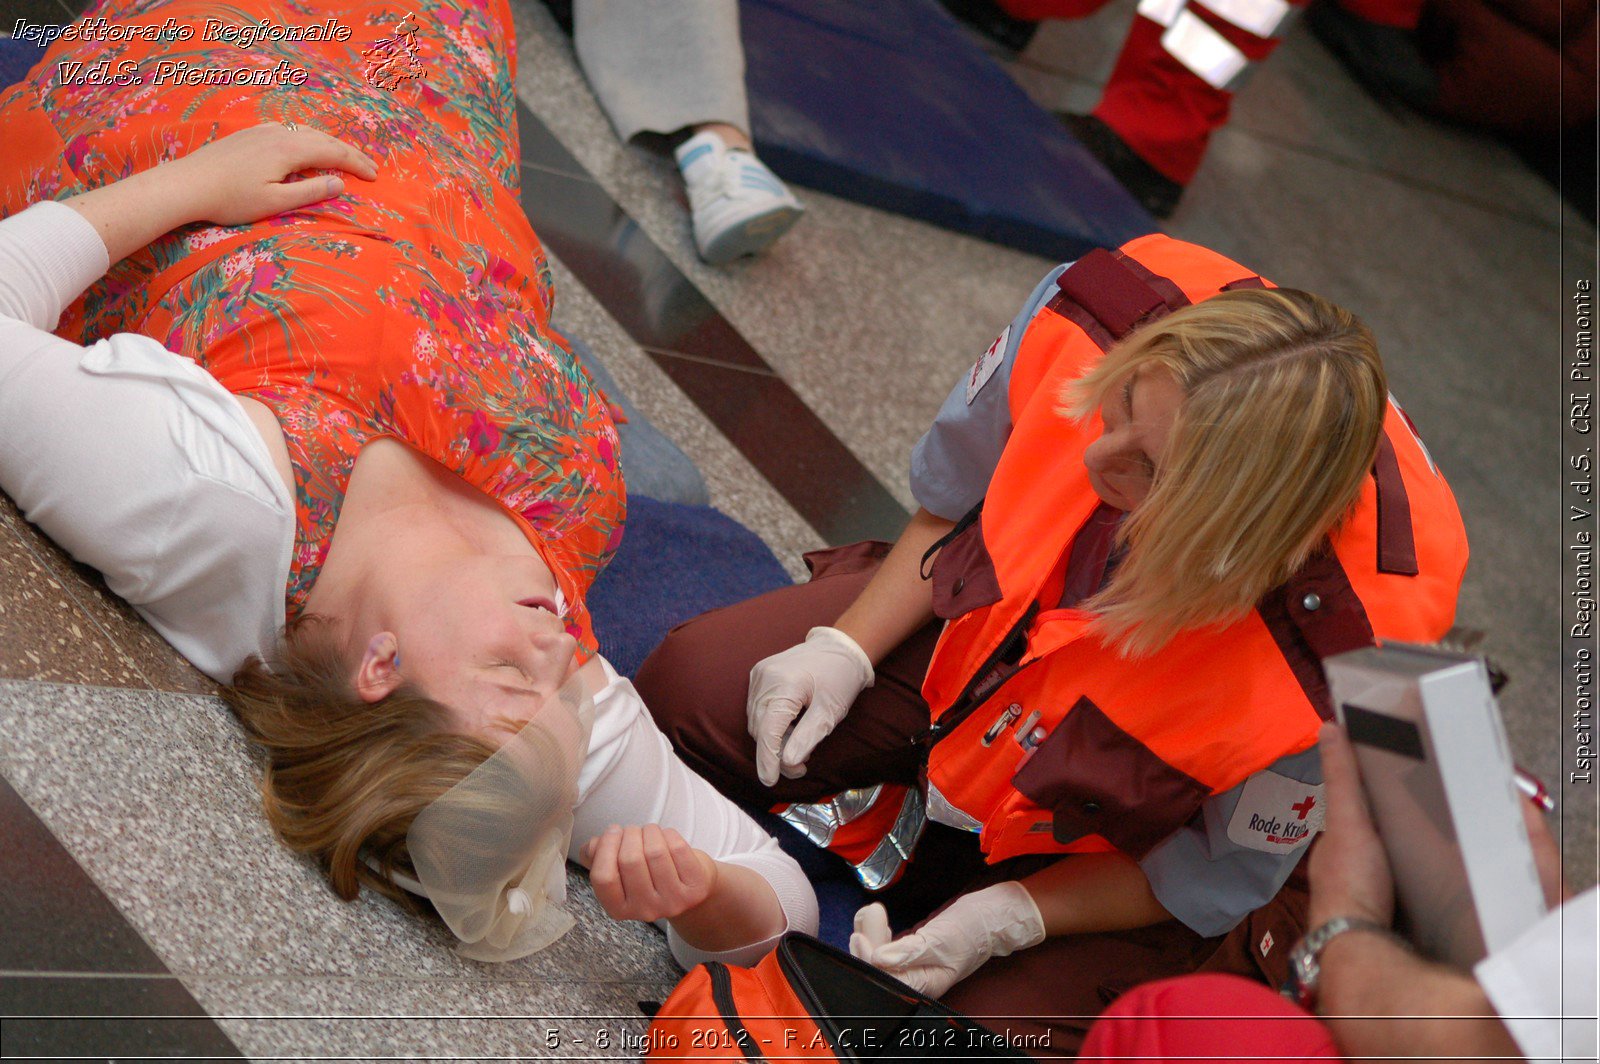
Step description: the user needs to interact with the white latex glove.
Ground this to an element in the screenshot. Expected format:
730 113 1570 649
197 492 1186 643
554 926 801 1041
848 882 1045 999
746 626 874 787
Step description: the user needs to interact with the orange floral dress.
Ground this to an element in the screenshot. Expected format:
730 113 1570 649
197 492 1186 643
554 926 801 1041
0 0 625 654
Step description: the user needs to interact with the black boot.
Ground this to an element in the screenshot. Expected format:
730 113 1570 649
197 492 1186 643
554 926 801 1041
1057 112 1185 219
938 0 1041 53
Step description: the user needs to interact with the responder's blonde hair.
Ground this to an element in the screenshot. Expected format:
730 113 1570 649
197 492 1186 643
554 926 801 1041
1063 287 1388 657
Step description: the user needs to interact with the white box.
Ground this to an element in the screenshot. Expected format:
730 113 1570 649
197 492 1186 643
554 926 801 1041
1326 643 1547 968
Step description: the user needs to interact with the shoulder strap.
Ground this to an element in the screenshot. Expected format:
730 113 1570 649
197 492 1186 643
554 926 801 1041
1371 431 1420 576
1221 275 1268 291
1048 248 1174 343
1044 245 1211 350
1257 547 1377 719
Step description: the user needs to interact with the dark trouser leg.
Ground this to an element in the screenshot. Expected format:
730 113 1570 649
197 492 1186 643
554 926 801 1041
635 541 994 924
938 862 1311 1058
943 915 1221 1058
634 542 942 809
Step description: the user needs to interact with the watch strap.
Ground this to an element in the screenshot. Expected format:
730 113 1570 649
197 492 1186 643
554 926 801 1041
1283 916 1399 1009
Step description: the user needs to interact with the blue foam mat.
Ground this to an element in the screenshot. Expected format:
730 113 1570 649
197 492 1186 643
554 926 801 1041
742 0 1158 260
587 495 793 678
0 35 47 89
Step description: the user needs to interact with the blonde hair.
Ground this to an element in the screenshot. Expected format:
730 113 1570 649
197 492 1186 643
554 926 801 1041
222 618 495 908
1064 287 1387 656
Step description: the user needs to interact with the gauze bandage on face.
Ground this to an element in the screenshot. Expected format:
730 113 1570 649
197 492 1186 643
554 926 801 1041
405 676 595 962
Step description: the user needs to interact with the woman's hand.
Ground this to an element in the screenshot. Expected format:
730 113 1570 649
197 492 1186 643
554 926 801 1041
1519 786 1571 908
580 823 720 923
172 122 379 226
63 122 380 265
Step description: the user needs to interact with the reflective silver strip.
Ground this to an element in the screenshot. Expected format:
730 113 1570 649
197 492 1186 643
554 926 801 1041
1193 0 1294 37
1137 0 1186 28
833 785 886 824
925 778 984 833
777 784 884 849
855 788 928 892
1161 8 1251 90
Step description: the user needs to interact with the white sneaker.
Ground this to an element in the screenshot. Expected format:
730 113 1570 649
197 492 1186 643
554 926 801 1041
675 130 803 265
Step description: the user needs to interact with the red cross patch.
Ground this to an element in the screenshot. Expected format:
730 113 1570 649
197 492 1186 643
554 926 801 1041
1227 771 1325 854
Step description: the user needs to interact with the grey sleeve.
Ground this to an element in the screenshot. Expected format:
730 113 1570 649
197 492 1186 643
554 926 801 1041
1139 745 1324 938
908 264 1070 520
573 0 749 142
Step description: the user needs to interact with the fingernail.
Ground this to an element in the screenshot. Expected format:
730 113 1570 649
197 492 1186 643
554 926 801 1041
605 824 622 835
325 176 344 195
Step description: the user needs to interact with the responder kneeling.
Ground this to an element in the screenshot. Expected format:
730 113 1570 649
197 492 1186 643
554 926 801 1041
634 235 1469 1054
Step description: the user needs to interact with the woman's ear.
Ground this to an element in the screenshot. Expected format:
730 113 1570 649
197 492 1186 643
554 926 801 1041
355 631 403 703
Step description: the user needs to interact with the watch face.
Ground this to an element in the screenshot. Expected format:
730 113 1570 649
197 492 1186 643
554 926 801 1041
1283 931 1329 1010
1284 958 1317 1009
1286 917 1368 1011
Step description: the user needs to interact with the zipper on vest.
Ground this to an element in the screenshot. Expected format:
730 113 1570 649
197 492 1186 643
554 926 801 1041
915 602 1039 750
706 962 768 1064
916 498 1111 752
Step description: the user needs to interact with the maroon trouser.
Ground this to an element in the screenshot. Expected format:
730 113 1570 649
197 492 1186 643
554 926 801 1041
635 544 1310 1057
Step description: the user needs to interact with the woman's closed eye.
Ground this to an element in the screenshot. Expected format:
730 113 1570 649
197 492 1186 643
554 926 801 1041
493 659 531 680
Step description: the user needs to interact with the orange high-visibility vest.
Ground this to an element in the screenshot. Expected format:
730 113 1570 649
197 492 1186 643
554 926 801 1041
781 235 1468 882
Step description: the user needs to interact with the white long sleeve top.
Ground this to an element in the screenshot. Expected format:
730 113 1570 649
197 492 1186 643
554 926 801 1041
0 199 816 966
574 658 817 968
0 200 293 681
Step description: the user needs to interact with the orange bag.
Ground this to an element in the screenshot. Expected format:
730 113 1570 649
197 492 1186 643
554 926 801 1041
645 934 1029 1062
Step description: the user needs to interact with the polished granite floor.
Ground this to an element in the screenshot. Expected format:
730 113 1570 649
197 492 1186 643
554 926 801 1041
0 0 1594 1058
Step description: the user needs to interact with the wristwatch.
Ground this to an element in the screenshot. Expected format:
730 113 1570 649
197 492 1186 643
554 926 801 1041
1283 915 1399 1010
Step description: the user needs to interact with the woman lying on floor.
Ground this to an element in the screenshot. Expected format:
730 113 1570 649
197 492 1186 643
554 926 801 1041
0 0 814 964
